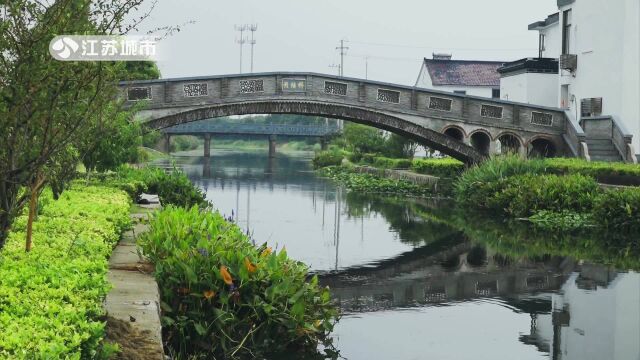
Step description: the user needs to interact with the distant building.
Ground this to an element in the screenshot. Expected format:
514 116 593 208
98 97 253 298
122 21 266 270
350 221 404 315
415 54 504 98
501 0 640 155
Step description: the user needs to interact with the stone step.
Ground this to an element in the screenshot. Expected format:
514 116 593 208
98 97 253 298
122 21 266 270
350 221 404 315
591 154 623 162
589 150 618 155
586 138 614 145
587 143 617 151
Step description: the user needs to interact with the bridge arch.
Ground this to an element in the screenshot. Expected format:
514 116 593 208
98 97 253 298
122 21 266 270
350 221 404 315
142 100 485 164
442 125 466 142
527 135 557 158
469 129 492 156
496 131 524 155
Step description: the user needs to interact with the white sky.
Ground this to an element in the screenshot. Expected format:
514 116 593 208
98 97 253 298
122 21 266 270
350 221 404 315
140 0 558 85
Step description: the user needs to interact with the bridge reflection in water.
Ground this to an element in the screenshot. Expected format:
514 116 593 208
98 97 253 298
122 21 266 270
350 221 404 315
157 152 639 360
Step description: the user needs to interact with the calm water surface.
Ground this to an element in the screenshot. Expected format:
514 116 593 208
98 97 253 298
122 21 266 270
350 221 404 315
156 150 640 360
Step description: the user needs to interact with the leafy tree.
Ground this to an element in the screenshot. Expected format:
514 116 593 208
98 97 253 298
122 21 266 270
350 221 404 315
342 123 386 154
81 107 143 172
0 0 151 249
382 133 417 159
123 61 161 81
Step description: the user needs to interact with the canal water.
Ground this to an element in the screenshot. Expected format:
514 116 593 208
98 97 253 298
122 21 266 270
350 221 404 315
156 150 640 360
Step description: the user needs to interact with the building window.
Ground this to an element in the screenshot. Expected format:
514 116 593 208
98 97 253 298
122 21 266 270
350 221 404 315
453 90 466 95
539 33 546 58
492 89 500 99
562 9 572 55
127 87 151 101
377 89 400 103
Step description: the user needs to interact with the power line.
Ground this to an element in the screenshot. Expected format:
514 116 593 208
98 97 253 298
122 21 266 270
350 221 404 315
345 39 536 52
328 63 341 76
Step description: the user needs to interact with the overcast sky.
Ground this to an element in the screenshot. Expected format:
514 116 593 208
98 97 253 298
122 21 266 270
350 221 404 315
140 0 558 85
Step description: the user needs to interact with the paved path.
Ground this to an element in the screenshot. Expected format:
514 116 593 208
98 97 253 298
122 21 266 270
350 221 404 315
105 195 164 359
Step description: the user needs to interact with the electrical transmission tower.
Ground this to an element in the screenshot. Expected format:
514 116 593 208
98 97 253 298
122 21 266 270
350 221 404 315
335 39 349 77
249 24 258 73
235 24 248 73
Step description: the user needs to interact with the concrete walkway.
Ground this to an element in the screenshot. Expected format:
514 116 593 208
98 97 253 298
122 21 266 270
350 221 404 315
105 194 164 359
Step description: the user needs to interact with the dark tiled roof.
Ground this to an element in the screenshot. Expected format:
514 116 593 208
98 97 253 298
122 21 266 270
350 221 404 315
424 59 504 87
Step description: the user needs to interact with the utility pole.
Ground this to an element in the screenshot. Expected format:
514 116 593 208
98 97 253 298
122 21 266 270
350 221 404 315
365 56 369 80
329 63 341 76
335 39 349 77
235 24 248 73
249 24 258 73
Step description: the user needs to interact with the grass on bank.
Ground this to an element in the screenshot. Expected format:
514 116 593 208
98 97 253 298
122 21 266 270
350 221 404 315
454 156 640 234
0 186 131 359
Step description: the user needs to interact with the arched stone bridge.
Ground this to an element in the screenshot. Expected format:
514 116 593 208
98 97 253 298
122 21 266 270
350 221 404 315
120 72 577 164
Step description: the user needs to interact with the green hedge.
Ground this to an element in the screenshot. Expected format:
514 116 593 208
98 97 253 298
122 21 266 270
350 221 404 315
544 158 640 178
0 186 131 359
312 150 344 169
593 188 640 234
411 158 465 178
85 166 208 208
371 156 412 170
488 174 600 217
138 207 338 358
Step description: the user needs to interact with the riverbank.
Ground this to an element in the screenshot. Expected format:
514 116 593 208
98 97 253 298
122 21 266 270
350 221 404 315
313 151 640 234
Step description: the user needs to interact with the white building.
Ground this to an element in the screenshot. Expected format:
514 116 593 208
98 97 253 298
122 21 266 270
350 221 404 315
502 0 639 160
415 54 504 99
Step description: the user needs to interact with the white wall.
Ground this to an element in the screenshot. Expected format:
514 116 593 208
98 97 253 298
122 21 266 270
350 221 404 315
558 0 640 150
500 72 559 107
541 23 561 58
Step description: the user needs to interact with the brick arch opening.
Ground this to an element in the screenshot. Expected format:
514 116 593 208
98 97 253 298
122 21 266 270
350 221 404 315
442 126 466 142
141 100 486 164
470 131 492 156
528 137 557 158
497 132 523 155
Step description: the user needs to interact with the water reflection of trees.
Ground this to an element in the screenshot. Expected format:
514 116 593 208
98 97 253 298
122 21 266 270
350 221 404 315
343 193 461 246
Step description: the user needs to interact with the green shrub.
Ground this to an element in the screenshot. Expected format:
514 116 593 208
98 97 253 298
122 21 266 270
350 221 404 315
490 174 600 217
454 155 546 207
544 158 640 178
411 158 465 178
372 156 412 170
312 151 344 169
89 166 208 208
0 186 131 359
593 188 640 234
138 207 338 358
